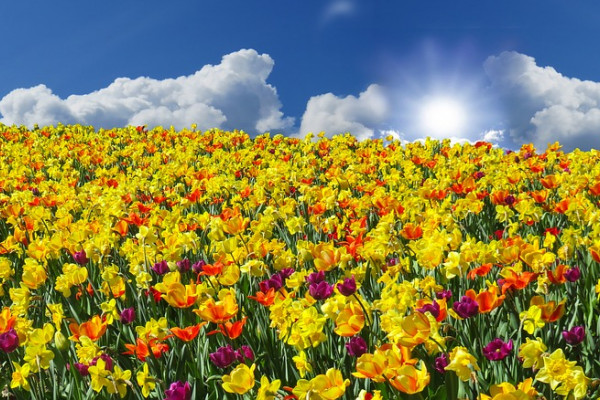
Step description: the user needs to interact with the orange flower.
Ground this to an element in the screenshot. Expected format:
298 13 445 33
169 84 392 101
222 215 249 235
546 264 567 285
467 263 493 280
387 362 430 394
207 317 247 339
170 322 206 341
353 352 388 382
69 315 108 341
124 338 170 362
465 286 505 313
0 307 16 333
498 270 537 294
334 302 365 337
589 181 600 196
248 288 277 306
530 296 565 323
400 223 423 240
530 190 548 203
194 290 238 324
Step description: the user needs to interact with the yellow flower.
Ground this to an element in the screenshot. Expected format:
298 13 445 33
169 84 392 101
518 337 546 369
519 305 545 334
293 350 313 378
136 362 156 398
107 366 132 398
535 349 576 390
444 346 479 381
10 361 31 391
387 361 430 394
222 363 255 394
23 345 55 372
256 375 281 400
293 368 350 400
88 358 111 392
21 258 47 290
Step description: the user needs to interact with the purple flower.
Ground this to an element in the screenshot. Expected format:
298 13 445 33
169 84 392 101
345 336 367 357
278 268 295 280
416 300 440 319
176 258 191 273
120 307 136 324
73 362 89 376
434 353 449 374
192 260 206 274
259 274 283 293
306 271 325 285
152 260 170 275
436 289 452 301
0 328 19 353
235 345 254 362
164 381 191 400
387 257 399 266
209 345 237 369
309 281 334 300
90 354 113 371
73 250 88 265
453 296 479 319
504 195 516 206
337 276 357 296
564 266 581 283
563 326 585 345
483 338 513 361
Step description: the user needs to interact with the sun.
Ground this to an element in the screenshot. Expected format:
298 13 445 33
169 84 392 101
419 97 466 136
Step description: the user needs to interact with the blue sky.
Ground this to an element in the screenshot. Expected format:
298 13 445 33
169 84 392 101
1 1 600 150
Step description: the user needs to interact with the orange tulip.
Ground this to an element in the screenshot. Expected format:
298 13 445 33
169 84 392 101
498 270 537 294
530 296 565 323
248 288 277 307
69 315 108 342
400 223 423 240
387 362 430 394
123 338 170 362
0 307 16 333
467 263 493 280
334 302 365 337
353 352 388 382
207 317 247 339
546 264 567 285
465 286 505 313
170 322 206 341
194 291 238 324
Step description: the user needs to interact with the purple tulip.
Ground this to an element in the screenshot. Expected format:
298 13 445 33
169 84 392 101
259 274 283 293
73 362 90 376
453 296 479 319
192 260 206 274
0 328 19 353
337 276 357 296
563 326 585 345
152 260 170 275
435 289 452 301
309 281 334 300
387 257 399 266
278 268 295 280
416 300 440 319
209 345 237 369
164 381 191 400
434 353 449 374
306 271 326 285
483 338 513 361
176 258 191 273
235 345 254 362
345 336 367 357
120 307 136 324
504 195 516 206
564 266 581 282
73 250 89 265
90 354 113 371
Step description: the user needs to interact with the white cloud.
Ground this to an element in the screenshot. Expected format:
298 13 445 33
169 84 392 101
481 129 504 144
484 51 600 151
321 0 356 24
0 49 294 133
299 84 389 141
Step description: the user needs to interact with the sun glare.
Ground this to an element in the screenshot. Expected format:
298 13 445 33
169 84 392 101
419 97 466 136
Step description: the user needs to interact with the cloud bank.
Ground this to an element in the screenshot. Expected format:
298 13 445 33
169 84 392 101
484 51 600 151
0 49 293 132
299 84 389 140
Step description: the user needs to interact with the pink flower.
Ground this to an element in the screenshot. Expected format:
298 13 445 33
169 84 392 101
483 338 512 361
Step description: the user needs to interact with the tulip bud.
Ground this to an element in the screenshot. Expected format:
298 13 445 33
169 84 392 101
54 331 69 351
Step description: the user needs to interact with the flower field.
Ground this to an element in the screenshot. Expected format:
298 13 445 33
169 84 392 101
0 124 599 399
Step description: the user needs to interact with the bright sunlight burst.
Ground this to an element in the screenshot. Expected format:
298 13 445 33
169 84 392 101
419 97 466 136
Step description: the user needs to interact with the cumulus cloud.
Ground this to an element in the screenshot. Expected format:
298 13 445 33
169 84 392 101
484 51 600 151
0 49 294 132
481 129 504 144
299 84 389 140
